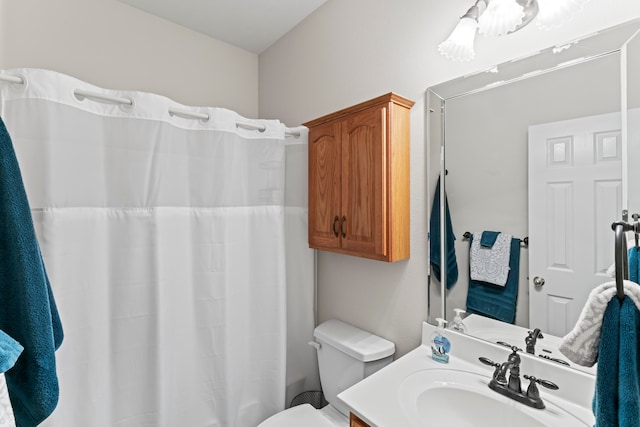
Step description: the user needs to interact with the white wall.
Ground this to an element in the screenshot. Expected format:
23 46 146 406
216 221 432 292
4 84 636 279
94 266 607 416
259 0 640 357
0 0 259 117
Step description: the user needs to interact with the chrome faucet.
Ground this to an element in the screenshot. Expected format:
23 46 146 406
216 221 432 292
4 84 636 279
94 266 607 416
479 346 558 409
525 328 544 354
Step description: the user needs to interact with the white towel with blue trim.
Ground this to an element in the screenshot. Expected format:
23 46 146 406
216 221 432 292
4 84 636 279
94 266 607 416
559 280 640 367
469 232 512 286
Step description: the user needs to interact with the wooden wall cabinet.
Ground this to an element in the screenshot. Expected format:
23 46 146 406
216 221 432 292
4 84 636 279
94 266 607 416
304 93 414 262
349 412 371 427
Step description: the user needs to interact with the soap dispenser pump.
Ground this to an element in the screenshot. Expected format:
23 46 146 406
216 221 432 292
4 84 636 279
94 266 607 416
430 318 451 364
450 308 467 333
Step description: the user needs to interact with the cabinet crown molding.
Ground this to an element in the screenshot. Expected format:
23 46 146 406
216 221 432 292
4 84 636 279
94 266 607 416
303 92 415 128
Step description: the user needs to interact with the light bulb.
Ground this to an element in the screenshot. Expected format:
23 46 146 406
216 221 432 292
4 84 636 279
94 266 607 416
438 16 478 62
536 0 591 31
478 0 525 36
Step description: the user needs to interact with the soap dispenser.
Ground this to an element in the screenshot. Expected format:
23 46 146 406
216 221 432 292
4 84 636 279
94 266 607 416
430 318 451 364
449 308 467 333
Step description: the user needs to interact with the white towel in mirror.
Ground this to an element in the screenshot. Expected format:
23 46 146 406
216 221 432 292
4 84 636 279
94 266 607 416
470 232 512 286
0 373 15 427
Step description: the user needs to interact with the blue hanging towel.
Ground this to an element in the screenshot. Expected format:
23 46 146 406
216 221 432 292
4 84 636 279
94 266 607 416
629 246 639 285
0 117 63 427
429 177 458 289
480 230 500 248
465 235 520 323
593 296 640 427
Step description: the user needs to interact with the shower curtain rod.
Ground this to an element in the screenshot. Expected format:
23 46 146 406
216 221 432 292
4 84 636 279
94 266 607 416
0 74 301 138
0 74 24 84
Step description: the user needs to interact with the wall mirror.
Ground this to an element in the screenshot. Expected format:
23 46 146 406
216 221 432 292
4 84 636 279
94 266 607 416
426 19 640 368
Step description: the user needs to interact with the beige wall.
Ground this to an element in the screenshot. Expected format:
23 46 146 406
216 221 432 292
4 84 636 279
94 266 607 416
259 0 640 357
2 0 639 361
0 0 259 118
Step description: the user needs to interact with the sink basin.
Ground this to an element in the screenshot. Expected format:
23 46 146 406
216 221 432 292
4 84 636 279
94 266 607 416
397 369 589 427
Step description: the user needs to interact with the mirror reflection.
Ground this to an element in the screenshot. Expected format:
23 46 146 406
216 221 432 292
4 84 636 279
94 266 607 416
427 18 640 370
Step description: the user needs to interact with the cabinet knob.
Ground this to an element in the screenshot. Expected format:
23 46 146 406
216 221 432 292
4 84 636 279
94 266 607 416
341 216 347 238
333 216 340 238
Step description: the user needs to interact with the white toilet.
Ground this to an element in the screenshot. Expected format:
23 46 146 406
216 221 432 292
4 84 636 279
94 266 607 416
258 319 395 427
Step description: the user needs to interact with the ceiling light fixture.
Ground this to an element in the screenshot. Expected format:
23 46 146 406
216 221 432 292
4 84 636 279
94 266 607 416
478 0 526 36
438 0 590 61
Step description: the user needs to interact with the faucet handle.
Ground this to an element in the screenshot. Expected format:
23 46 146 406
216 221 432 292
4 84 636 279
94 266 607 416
478 356 500 367
478 356 501 378
523 375 558 409
537 354 570 366
526 376 558 390
524 375 559 399
527 329 544 340
509 345 522 354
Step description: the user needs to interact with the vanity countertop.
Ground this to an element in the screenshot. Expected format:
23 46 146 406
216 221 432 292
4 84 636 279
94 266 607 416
337 322 595 427
338 343 456 426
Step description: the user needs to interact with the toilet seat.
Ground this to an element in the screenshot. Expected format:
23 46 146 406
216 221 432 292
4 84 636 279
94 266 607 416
258 404 337 427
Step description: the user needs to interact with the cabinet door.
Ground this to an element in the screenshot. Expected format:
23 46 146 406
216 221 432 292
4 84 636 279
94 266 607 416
308 119 342 249
341 105 386 257
350 412 371 427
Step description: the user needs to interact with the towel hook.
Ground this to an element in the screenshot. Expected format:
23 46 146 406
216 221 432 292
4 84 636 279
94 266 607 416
612 221 633 300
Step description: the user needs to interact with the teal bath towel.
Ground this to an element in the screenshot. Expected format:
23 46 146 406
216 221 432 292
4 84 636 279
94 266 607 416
594 296 640 427
0 117 64 427
480 231 500 248
465 236 520 323
630 246 639 284
429 177 458 289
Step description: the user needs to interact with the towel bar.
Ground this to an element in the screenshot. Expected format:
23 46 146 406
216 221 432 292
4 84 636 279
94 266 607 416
462 231 528 248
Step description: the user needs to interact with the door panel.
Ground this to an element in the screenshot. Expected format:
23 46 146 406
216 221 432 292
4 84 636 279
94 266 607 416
341 106 386 256
529 112 621 336
308 120 342 249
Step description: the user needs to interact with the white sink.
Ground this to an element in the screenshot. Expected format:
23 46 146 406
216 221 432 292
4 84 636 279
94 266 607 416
338 322 595 427
397 369 590 427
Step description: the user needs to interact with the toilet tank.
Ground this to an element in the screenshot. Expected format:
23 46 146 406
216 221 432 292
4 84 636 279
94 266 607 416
312 320 395 417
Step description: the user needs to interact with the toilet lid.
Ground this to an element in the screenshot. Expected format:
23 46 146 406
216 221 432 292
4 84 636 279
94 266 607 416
258 404 336 427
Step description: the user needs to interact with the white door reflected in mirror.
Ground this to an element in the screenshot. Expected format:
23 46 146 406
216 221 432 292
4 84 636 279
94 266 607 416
528 112 622 337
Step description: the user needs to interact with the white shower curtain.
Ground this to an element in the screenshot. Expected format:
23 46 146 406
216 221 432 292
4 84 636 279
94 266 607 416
0 68 315 427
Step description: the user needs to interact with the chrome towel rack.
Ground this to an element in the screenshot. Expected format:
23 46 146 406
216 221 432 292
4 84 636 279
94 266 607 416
462 231 528 248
